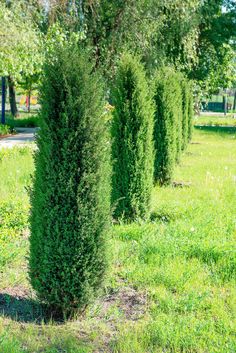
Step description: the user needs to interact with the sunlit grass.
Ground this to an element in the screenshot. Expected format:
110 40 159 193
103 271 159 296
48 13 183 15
0 147 34 202
0 128 235 352
194 114 236 126
6 113 40 128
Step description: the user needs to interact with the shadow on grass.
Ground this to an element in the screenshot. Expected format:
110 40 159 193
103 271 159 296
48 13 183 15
0 293 71 323
194 125 236 135
0 293 47 323
0 293 67 324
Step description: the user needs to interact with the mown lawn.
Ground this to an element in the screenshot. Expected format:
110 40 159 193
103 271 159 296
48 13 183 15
6 113 40 128
0 127 235 352
194 114 236 127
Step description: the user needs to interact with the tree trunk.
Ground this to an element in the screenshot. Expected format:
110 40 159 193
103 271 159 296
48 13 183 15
1 77 6 124
233 90 236 111
223 95 227 116
28 91 31 113
8 76 18 117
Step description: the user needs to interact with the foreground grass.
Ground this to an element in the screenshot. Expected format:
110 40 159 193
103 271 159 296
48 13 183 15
0 127 235 352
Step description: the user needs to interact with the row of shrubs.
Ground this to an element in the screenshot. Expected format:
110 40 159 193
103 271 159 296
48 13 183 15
112 54 193 221
29 44 193 318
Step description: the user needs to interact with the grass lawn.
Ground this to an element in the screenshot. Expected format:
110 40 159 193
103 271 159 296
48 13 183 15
0 127 235 352
5 113 40 128
194 114 236 127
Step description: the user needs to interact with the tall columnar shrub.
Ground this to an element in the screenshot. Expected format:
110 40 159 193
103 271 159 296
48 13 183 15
29 43 111 318
111 53 154 221
181 77 190 151
153 68 182 185
174 72 183 163
188 83 194 142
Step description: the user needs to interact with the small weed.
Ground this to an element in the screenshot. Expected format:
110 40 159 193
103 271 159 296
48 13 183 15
0 124 14 136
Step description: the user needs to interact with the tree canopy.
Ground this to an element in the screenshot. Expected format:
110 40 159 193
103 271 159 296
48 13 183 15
1 0 235 94
0 2 43 79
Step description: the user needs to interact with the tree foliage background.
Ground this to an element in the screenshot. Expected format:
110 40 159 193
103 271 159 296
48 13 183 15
0 1 43 78
1 0 235 96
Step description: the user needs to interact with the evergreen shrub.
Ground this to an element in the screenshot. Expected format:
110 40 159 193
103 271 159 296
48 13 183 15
188 82 194 142
153 68 182 185
29 43 111 318
173 71 183 163
180 76 190 151
111 53 154 221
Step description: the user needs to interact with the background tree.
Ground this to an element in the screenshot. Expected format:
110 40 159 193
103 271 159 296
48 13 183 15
29 0 235 93
7 76 18 117
82 0 201 77
18 73 40 113
190 0 236 95
0 1 43 116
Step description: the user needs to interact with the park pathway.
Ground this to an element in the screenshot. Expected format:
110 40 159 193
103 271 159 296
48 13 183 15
0 128 37 149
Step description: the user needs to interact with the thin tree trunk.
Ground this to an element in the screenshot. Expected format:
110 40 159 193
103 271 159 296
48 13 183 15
233 90 236 111
8 76 18 117
28 91 31 113
28 81 32 113
223 95 227 116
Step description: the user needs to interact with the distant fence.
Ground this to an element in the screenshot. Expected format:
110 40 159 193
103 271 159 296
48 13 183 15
201 92 236 113
201 101 233 113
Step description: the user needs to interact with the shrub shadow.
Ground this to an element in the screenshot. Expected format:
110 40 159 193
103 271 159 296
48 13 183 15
0 293 47 323
194 125 236 135
0 285 148 325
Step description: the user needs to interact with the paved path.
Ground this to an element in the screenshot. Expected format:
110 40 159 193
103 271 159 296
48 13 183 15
0 128 38 149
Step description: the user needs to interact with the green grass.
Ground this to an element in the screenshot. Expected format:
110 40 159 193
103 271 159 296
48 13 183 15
0 147 34 202
0 127 235 352
0 148 33 272
194 114 236 127
6 113 40 128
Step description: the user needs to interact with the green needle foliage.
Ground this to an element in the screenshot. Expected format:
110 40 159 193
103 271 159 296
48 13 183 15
188 83 194 142
153 68 182 185
111 53 154 221
181 77 194 148
29 42 111 318
175 85 183 163
181 76 190 151
175 72 183 163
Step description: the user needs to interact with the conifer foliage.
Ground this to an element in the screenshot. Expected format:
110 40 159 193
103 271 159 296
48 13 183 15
153 68 194 185
188 84 194 142
29 43 111 318
111 53 154 221
181 77 194 149
153 68 182 185
181 77 190 151
174 72 183 163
